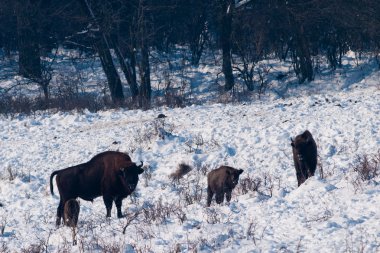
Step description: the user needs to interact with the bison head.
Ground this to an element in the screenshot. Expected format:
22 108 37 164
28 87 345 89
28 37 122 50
291 130 314 161
120 162 144 191
226 168 244 188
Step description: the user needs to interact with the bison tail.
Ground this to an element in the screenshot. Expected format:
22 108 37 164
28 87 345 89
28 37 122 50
50 171 59 196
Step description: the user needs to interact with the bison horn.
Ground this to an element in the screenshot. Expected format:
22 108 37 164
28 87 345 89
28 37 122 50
138 161 143 168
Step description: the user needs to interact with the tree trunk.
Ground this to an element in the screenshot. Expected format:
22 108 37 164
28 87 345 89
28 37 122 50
189 11 207 66
16 1 41 80
288 12 313 84
112 39 139 100
80 0 124 103
219 0 235 91
94 36 124 102
295 25 313 83
139 43 151 108
136 0 151 108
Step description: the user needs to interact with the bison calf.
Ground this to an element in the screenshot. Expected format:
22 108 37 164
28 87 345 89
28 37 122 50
291 130 318 187
64 199 80 227
207 166 243 207
50 151 144 226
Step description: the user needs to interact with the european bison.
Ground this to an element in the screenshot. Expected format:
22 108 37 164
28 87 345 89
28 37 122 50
291 130 318 187
50 151 144 226
207 166 244 207
64 199 80 227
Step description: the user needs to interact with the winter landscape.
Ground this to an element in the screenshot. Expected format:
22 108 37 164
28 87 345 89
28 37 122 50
0 48 379 252
1 1 380 252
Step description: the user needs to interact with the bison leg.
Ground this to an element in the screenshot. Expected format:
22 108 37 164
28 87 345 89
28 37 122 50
295 163 307 187
225 190 232 203
114 197 124 218
56 199 64 226
296 172 306 187
307 164 316 178
215 192 224 204
207 186 214 207
73 216 78 227
103 196 113 218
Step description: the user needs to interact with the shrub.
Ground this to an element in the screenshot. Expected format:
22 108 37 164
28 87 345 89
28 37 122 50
352 150 380 182
177 174 204 206
141 198 180 225
351 150 380 192
0 94 33 115
238 174 262 195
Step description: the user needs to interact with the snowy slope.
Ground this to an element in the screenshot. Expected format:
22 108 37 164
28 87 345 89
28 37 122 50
0 56 380 252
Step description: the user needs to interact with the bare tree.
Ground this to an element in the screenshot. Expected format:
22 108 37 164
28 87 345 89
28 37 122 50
135 0 152 108
187 0 209 66
15 0 42 80
217 0 235 91
80 0 124 103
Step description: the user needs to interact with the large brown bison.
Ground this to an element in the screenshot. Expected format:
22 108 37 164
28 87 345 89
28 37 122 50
291 130 318 187
64 199 80 227
50 151 144 226
207 166 244 207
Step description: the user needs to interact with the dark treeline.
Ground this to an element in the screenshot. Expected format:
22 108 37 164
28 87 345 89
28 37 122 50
0 0 379 108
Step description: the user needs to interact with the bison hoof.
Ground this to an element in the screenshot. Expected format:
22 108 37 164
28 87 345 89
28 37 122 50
117 214 125 218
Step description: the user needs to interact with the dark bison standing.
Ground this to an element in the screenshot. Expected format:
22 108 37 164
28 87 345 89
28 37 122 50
50 151 144 226
291 130 318 187
207 166 244 207
64 199 80 227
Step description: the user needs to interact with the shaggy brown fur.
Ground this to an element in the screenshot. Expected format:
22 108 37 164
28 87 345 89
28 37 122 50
291 130 318 187
50 151 144 226
64 199 80 227
207 166 244 207
169 163 192 181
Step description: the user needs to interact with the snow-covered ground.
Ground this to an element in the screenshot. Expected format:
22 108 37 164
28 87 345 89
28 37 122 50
0 52 379 252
